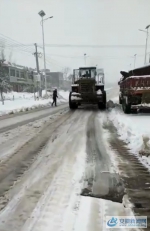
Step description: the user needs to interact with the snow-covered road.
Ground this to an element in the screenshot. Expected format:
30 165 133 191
0 87 149 230
0 105 138 231
0 103 68 133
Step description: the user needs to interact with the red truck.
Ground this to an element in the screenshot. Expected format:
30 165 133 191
118 64 150 113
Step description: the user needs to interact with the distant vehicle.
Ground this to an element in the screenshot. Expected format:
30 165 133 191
69 66 106 109
118 64 150 113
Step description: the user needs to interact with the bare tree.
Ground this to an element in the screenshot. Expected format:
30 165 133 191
8 49 13 63
63 67 71 80
0 49 12 105
0 45 5 61
68 74 73 81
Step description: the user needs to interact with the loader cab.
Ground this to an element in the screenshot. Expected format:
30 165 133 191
79 67 96 79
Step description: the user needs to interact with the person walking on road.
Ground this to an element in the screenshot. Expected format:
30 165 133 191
51 89 58 106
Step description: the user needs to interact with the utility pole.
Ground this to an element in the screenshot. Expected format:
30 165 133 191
34 43 42 97
139 25 150 65
41 17 47 94
34 43 40 73
144 28 149 65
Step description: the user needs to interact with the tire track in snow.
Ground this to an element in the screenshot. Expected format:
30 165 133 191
0 104 68 133
0 110 72 213
0 108 137 231
20 110 89 231
0 112 63 162
0 110 89 231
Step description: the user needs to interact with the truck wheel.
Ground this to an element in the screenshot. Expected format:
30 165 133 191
69 92 78 110
119 96 122 104
122 99 131 114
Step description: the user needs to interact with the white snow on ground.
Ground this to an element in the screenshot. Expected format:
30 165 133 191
97 113 121 175
58 90 69 100
0 111 63 162
105 87 112 91
18 111 135 231
0 90 69 116
20 112 88 231
105 84 150 171
108 108 150 169
111 96 118 103
0 104 138 231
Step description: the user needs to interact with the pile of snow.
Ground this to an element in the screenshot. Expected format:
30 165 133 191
97 89 102 95
0 90 69 116
1 91 34 101
58 90 69 101
111 96 119 103
0 98 52 116
71 96 82 100
108 109 150 169
72 93 80 96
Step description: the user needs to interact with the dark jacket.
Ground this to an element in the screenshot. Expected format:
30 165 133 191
53 90 58 99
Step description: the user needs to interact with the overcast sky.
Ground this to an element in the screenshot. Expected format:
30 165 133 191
0 0 150 84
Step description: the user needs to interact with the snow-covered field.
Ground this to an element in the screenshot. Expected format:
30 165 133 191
0 90 69 116
107 89 150 170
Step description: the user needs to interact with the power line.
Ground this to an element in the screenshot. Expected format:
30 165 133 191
44 53 146 61
39 44 148 49
45 53 83 59
0 33 35 51
0 33 35 54
40 56 65 70
46 58 65 69
0 40 34 54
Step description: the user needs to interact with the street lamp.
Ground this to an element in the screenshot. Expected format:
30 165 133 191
134 54 137 68
139 25 150 65
38 10 53 94
84 53 86 66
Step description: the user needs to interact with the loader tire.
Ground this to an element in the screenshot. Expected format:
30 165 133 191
69 92 78 110
103 90 107 105
98 90 107 110
98 102 106 110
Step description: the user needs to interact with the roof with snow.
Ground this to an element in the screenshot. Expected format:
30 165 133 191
1 61 34 70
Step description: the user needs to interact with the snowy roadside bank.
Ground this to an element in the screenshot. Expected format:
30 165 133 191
0 90 69 116
107 106 150 170
0 86 116 117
